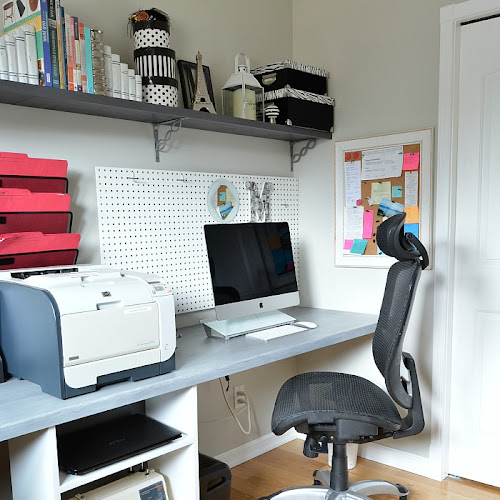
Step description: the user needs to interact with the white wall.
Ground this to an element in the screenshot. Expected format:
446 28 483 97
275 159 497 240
292 0 468 461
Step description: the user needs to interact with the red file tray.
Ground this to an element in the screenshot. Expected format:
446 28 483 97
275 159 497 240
0 175 68 194
0 189 71 212
0 212 73 234
0 152 68 177
0 232 80 255
0 249 79 270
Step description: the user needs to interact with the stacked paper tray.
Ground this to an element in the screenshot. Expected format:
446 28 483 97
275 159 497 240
0 232 80 270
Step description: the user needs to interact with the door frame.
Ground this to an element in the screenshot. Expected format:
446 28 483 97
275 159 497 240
436 0 500 481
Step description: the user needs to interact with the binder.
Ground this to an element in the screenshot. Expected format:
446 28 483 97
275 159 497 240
0 175 68 194
0 212 73 234
0 189 71 212
0 152 68 177
0 232 80 255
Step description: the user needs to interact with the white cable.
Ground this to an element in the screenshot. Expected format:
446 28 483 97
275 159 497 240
218 378 252 435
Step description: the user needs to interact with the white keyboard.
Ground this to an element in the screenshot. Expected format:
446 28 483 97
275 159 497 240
246 324 307 341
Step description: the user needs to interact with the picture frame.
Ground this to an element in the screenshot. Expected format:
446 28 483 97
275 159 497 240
334 128 433 268
177 59 216 111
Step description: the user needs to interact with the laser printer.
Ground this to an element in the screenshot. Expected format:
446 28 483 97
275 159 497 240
0 265 176 399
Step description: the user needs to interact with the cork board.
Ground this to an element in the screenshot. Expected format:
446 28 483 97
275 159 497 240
335 129 433 268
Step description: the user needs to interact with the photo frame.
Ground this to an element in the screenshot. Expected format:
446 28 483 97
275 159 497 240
334 128 433 268
177 59 216 111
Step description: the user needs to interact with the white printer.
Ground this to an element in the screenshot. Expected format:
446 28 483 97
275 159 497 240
0 265 176 399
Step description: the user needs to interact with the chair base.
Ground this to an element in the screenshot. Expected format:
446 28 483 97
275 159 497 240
258 473 408 500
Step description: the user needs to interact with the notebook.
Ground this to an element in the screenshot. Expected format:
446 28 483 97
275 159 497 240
57 413 182 475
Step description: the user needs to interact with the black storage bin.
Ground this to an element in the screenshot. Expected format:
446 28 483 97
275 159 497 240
252 60 328 95
199 453 231 500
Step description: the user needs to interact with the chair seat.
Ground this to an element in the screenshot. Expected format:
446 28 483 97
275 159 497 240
271 372 403 436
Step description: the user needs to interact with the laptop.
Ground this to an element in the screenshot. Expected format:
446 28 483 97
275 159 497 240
57 413 182 475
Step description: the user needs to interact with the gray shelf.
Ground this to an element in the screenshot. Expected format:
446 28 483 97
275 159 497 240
0 80 332 142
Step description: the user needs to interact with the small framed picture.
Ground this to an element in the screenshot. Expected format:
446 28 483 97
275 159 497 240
177 59 216 110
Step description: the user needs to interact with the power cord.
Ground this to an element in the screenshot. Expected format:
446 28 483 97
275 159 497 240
218 377 252 435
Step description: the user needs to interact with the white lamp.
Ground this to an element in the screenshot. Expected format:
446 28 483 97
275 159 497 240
222 53 264 121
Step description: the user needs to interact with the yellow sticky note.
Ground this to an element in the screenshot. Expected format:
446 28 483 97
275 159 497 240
404 206 419 224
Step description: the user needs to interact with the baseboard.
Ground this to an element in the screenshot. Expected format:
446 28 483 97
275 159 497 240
359 442 442 481
214 429 299 469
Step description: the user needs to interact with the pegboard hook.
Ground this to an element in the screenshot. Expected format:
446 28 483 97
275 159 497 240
154 118 186 162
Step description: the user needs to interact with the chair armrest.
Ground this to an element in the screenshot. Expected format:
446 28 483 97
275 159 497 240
393 352 425 439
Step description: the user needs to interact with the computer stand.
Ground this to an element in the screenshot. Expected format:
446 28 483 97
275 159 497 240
202 310 296 340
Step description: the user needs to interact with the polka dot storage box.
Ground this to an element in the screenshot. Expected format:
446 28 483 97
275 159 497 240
133 19 178 106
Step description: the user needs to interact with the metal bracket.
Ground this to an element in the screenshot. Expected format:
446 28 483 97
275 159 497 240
290 138 317 171
154 118 185 162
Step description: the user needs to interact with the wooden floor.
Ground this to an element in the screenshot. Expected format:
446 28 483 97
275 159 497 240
230 440 500 499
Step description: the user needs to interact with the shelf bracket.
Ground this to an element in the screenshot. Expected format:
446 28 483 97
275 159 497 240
154 118 186 162
290 138 317 171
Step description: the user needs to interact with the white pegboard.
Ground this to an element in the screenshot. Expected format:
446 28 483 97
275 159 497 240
96 168 299 314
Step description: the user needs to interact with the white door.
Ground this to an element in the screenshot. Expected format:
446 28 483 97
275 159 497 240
449 16 500 486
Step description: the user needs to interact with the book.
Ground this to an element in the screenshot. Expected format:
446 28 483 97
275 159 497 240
84 26 93 94
47 0 59 88
3 0 52 86
22 24 39 85
4 34 18 82
61 6 67 88
64 12 74 91
72 16 81 91
0 38 8 81
78 22 87 92
55 0 65 89
14 28 28 83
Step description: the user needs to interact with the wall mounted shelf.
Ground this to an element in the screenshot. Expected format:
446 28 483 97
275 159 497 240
0 80 332 162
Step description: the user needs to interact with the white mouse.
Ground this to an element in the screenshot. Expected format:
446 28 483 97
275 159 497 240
295 321 317 329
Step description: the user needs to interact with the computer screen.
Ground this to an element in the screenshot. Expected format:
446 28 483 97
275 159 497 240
204 222 299 320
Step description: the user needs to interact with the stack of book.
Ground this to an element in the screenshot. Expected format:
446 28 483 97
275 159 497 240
0 0 142 101
0 151 80 270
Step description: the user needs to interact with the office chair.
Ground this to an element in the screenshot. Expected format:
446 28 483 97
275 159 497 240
259 212 429 500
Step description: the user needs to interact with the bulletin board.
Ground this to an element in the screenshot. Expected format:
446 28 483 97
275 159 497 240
334 129 433 268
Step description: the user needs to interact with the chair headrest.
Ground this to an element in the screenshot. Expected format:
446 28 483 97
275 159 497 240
376 213 429 269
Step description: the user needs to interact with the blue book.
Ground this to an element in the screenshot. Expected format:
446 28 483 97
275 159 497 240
40 0 52 86
61 6 68 88
84 26 94 94
47 0 60 88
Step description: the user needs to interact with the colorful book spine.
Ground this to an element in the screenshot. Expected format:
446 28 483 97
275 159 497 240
39 0 52 86
64 12 74 91
72 17 82 91
55 0 65 89
84 26 94 94
78 22 88 93
61 7 67 88
47 0 60 88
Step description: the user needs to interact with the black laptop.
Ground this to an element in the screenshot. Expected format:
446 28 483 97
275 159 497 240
57 413 182 475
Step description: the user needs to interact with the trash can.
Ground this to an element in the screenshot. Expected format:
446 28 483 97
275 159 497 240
199 453 232 500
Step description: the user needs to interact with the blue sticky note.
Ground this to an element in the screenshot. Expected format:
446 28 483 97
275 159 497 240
404 223 419 238
350 239 368 255
392 186 402 198
377 245 385 256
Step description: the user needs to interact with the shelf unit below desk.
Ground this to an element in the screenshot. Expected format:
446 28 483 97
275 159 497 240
0 80 332 162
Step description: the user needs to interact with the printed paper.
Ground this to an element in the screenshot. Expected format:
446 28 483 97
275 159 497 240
345 160 362 207
405 171 419 206
361 146 403 180
378 198 404 217
344 206 363 240
371 181 391 205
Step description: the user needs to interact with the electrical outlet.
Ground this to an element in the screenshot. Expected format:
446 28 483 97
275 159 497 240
234 385 246 411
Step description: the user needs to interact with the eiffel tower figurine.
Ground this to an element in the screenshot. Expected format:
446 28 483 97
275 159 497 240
192 52 216 113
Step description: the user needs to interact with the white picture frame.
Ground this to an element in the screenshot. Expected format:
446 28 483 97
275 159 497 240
334 128 433 268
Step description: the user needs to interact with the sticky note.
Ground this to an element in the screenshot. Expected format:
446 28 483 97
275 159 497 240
377 246 384 256
404 206 419 224
350 239 368 254
362 210 374 239
404 224 419 238
403 152 420 171
343 239 354 250
392 186 402 198
371 181 391 205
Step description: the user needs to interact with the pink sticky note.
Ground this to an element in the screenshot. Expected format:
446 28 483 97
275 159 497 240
362 210 373 239
403 152 420 171
343 239 354 250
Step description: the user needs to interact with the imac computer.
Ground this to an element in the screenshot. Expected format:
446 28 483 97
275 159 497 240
202 222 300 339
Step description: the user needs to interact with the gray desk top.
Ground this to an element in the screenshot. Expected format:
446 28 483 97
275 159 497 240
0 307 377 442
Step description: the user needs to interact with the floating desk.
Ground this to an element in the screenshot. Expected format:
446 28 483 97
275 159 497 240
0 307 377 499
